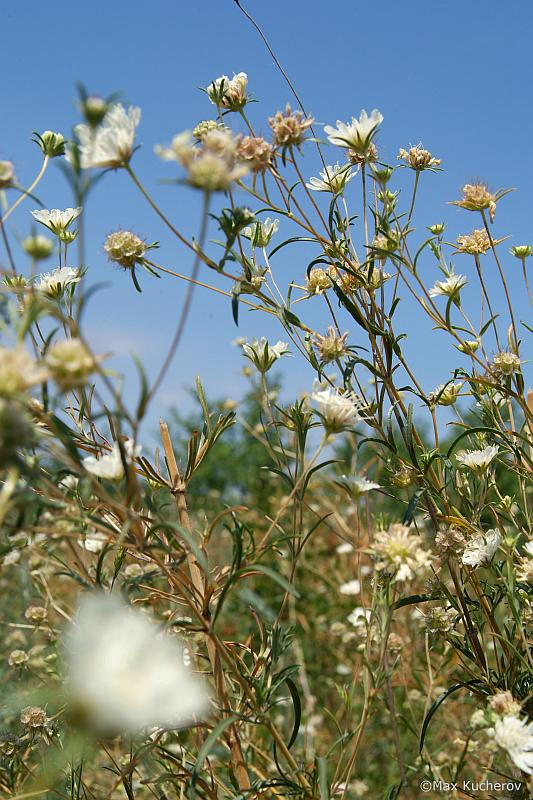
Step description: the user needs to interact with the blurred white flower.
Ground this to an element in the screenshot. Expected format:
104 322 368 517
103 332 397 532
347 607 371 630
325 110 383 153
455 445 498 472
83 438 141 480
336 542 354 554
461 529 501 567
339 579 361 595
31 207 82 236
524 541 533 556
306 163 354 194
35 267 81 296
311 387 362 433
340 474 380 497
429 273 467 299
75 104 141 169
78 531 108 553
64 593 208 733
492 715 533 774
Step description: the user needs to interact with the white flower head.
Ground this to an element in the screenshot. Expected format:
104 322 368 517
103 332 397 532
524 541 533 557
306 163 354 195
336 542 354 555
339 579 361 596
83 438 141 481
461 529 501 568
64 592 208 733
241 337 289 373
241 217 279 248
455 445 499 472
429 273 468 299
31 207 82 237
34 266 81 297
491 715 533 774
207 72 248 111
75 104 141 169
325 109 383 154
311 386 362 433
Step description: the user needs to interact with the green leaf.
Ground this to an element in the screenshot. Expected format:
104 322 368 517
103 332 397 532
190 715 240 797
419 680 484 752
284 677 302 749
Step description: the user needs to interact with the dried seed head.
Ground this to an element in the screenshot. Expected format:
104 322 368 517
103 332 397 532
348 142 378 164
20 706 48 729
313 327 348 363
8 649 28 667
450 182 510 222
306 268 332 296
398 144 440 170
269 104 314 148
24 606 47 625
104 231 147 269
455 228 499 255
236 135 273 173
489 691 522 717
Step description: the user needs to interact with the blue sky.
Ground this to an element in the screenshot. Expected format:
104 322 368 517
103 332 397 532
1 0 532 440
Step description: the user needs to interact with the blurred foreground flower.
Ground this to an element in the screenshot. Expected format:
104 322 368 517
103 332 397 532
75 104 141 169
64 593 208 734
491 715 533 774
83 438 141 480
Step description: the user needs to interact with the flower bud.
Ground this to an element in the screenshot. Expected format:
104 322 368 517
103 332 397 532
0 160 15 188
428 223 445 235
81 96 108 127
510 245 533 259
34 130 66 158
22 234 54 260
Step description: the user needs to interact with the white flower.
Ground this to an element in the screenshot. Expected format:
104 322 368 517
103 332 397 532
75 104 141 169
341 474 380 497
455 445 499 472
241 337 289 373
64 593 208 733
311 387 362 433
524 542 533 557
34 267 81 296
31 207 82 236
207 72 248 110
78 531 108 553
242 217 279 247
461 529 501 567
492 715 533 774
154 131 195 163
347 606 371 630
325 110 383 153
339 579 361 595
429 273 468 298
336 542 354 554
306 163 354 194
83 438 141 480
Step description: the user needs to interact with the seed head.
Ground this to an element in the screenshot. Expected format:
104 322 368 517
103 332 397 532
398 144 440 170
236 135 273 173
269 104 314 148
104 231 147 269
455 228 503 255
306 268 332 296
450 182 511 223
25 606 48 625
492 351 523 376
20 706 48 729
8 649 28 667
313 327 348 363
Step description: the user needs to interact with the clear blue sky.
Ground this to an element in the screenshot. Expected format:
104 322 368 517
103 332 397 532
1 0 532 439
